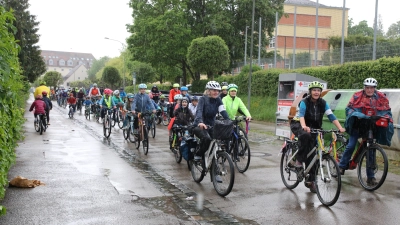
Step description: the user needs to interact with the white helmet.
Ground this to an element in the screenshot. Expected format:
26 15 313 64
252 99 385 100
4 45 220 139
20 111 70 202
205 81 221 90
363 78 378 87
113 90 120 95
174 94 183 100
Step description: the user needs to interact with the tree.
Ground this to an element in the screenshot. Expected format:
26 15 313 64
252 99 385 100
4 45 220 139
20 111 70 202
102 66 121 90
3 0 46 83
348 19 374 37
88 56 109 81
386 21 400 39
187 35 230 80
43 71 62 88
128 61 156 84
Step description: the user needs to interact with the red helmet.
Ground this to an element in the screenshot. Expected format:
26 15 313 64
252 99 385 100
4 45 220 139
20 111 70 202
104 88 113 95
42 91 48 96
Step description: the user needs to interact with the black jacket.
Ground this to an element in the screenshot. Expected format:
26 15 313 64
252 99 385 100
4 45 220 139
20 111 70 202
42 96 52 110
174 106 194 126
302 96 326 129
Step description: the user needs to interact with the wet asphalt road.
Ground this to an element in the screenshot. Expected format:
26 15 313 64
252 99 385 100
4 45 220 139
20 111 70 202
1 95 400 224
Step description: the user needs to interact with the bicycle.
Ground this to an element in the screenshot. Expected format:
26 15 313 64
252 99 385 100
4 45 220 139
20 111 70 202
280 129 342 206
94 104 101 122
123 112 137 144
170 124 190 164
189 122 235 197
34 114 47 135
103 108 113 138
84 105 91 120
112 103 124 128
227 116 251 173
145 113 157 138
77 98 83 114
68 105 75 119
135 112 150 155
333 115 389 191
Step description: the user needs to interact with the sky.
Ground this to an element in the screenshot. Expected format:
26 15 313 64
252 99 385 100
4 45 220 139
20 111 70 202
28 0 399 60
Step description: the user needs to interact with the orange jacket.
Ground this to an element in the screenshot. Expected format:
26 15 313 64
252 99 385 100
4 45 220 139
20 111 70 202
169 89 181 103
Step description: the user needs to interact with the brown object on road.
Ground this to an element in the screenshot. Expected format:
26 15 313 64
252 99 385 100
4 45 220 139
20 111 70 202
9 176 45 188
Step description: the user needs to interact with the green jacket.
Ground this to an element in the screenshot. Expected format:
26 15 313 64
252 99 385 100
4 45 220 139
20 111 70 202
222 95 251 120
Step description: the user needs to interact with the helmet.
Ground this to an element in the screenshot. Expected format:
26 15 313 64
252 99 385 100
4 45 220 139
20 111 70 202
205 81 221 90
192 96 199 101
227 83 238 91
174 94 183 100
42 91 48 96
221 86 228 90
152 85 157 88
160 94 166 98
221 82 228 86
181 86 188 91
138 83 147 89
113 90 120 95
308 81 324 90
181 97 189 102
40 81 46 85
173 83 180 88
127 93 135 98
93 83 97 87
363 78 378 87
104 88 113 95
119 87 124 90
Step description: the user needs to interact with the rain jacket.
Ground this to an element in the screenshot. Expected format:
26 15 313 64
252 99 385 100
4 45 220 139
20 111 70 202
34 85 51 98
99 95 115 109
42 96 52 110
194 95 229 126
345 90 393 146
169 88 181 103
29 99 46 114
174 106 195 126
112 96 124 106
222 95 251 120
132 93 155 113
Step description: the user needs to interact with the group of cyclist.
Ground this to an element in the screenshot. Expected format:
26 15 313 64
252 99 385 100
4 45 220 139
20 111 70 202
31 76 393 195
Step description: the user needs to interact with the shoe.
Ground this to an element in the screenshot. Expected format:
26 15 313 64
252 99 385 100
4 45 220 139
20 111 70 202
367 177 378 186
215 175 223 183
305 181 317 193
194 155 202 161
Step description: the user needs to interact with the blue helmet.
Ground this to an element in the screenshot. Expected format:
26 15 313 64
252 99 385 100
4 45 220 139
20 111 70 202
192 96 199 101
181 86 188 91
138 83 147 89
127 93 135 98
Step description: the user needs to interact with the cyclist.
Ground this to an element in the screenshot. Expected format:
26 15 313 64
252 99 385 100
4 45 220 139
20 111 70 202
76 88 85 111
169 83 181 104
132 84 156 134
99 88 116 121
193 81 229 161
170 97 194 149
158 94 168 118
170 94 183 118
122 93 135 130
222 84 251 121
71 87 77 98
119 87 127 101
219 85 228 99
112 90 124 121
58 86 67 107
41 91 52 125
180 86 191 103
88 83 101 113
83 96 93 107
34 81 51 100
291 81 345 193
67 93 77 114
151 85 162 103
189 96 199 115
29 94 47 123
338 78 393 185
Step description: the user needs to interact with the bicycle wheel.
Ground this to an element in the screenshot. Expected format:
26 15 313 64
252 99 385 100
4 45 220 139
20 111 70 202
357 144 388 191
190 159 205 183
233 136 251 173
279 146 300 189
111 112 116 127
117 111 124 129
174 140 182 163
151 118 156 138
69 107 73 119
103 116 112 138
333 136 348 163
142 126 149 155
39 119 43 135
211 151 235 197
315 154 341 207
238 126 248 140
85 110 89 120
34 117 40 132
162 114 170 126
123 126 129 140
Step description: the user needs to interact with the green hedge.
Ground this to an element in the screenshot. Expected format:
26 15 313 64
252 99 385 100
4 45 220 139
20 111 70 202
0 7 27 215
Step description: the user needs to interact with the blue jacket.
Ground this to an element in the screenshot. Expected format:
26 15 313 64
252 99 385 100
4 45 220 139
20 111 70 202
194 95 229 126
132 93 155 112
146 99 160 111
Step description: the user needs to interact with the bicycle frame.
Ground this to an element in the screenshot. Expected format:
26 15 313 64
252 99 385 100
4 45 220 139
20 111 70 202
202 139 221 173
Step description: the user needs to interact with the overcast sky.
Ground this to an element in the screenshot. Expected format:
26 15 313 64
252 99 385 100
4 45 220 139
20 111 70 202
28 0 399 59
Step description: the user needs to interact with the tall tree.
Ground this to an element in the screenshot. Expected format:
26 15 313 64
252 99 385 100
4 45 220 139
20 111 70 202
3 0 46 83
88 56 109 81
386 21 400 39
187 35 230 80
43 71 62 88
348 19 374 37
102 66 121 90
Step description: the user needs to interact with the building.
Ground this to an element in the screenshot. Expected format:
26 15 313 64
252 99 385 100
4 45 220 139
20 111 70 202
269 0 348 68
40 50 95 87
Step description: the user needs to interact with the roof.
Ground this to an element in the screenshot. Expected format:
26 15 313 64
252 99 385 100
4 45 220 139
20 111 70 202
41 50 95 68
285 0 346 9
63 64 87 81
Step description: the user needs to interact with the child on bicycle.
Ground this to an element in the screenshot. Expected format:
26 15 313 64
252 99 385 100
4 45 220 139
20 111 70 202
132 84 156 134
188 96 198 115
169 97 194 149
29 94 47 120
158 94 168 118
290 81 345 193
67 93 77 113
122 93 135 130
83 96 93 107
338 78 393 186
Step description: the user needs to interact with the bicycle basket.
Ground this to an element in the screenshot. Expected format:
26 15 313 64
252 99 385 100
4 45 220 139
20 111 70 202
213 120 233 140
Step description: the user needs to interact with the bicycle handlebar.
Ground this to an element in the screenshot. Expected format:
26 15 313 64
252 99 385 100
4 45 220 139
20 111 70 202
309 129 342 134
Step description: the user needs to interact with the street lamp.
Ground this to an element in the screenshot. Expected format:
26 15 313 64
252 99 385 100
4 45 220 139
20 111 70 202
104 37 126 88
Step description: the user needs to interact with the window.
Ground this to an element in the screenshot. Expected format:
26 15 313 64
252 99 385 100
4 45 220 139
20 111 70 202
59 59 65 66
269 37 275 48
67 60 73 66
49 59 53 65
